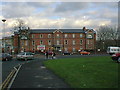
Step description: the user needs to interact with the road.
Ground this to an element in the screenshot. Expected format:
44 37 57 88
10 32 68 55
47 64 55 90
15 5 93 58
1 54 110 87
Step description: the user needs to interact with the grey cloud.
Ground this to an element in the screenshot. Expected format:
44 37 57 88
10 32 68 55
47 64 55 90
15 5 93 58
2 2 36 18
26 2 55 8
54 2 90 12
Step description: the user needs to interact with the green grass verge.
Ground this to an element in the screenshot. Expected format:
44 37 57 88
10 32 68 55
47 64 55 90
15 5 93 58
43 56 118 88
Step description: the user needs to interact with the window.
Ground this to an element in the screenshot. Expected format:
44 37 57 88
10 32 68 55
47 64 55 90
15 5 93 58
40 34 43 38
25 41 28 46
32 41 35 45
64 34 68 38
32 34 34 38
40 40 43 45
65 40 68 45
48 34 51 38
48 40 51 45
87 40 90 44
80 34 83 38
64 48 68 51
80 40 83 45
73 48 76 52
73 40 76 45
57 34 60 38
72 34 75 38
57 40 60 45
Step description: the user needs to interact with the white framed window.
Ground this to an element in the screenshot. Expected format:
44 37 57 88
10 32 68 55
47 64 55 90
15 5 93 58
32 34 34 38
48 34 51 38
80 39 83 45
65 40 68 45
73 40 76 45
73 48 76 52
48 40 51 45
87 40 90 44
25 41 28 46
80 34 83 38
64 34 68 38
40 34 43 38
32 41 35 46
57 40 60 45
57 34 60 38
64 48 68 51
72 34 75 38
40 40 43 45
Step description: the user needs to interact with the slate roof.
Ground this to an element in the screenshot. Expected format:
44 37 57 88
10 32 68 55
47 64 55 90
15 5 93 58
30 29 86 33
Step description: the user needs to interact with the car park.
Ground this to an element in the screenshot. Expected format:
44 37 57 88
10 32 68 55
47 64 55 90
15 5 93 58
16 52 34 61
111 53 120 63
63 51 71 55
79 51 90 55
0 53 12 61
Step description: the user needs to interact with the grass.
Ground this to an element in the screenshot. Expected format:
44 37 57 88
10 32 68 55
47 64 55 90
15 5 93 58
43 56 118 88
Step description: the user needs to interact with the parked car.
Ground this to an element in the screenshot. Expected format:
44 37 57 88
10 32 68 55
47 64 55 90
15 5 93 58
111 53 120 63
16 52 34 61
63 51 71 55
0 53 12 61
80 51 90 55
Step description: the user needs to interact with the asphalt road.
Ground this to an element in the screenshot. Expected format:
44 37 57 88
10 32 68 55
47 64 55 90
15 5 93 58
2 56 45 83
1 54 110 88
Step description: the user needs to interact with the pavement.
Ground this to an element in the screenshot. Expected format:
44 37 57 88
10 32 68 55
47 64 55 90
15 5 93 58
10 59 70 88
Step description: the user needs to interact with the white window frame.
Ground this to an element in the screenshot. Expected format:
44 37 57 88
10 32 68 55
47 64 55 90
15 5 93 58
65 40 68 45
80 39 83 45
32 34 34 38
40 34 43 38
64 34 68 38
48 34 51 38
73 48 76 52
80 34 83 38
48 40 51 45
73 40 76 45
57 34 60 38
57 40 60 45
40 40 43 45
32 41 35 46
64 48 68 51
72 34 75 38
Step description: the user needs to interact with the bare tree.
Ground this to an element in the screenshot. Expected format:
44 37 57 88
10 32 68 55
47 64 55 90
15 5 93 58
96 25 119 51
11 19 30 53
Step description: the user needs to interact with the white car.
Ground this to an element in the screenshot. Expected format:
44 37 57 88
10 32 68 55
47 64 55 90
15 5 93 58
16 52 34 61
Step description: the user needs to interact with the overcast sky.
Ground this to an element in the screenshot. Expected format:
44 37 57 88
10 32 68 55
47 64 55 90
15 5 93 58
0 1 119 37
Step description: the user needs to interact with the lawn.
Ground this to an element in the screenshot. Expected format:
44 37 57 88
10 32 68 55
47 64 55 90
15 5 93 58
43 56 118 88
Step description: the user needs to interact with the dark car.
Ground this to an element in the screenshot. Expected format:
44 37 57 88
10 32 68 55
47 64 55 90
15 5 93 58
16 52 34 61
63 51 71 55
111 53 120 63
0 53 12 61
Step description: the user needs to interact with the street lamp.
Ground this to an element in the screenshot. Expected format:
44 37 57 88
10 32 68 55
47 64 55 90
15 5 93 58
103 41 105 50
2 19 6 53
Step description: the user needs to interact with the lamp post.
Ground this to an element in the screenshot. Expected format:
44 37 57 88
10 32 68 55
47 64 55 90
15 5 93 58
2 19 6 53
103 41 105 51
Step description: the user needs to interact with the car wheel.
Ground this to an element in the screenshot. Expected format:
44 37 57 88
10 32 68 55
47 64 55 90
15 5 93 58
117 57 120 63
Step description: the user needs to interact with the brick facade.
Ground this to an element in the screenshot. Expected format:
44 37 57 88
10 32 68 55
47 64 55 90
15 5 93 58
13 28 96 53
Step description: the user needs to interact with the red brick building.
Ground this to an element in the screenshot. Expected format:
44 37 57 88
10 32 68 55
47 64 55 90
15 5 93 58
13 27 96 53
